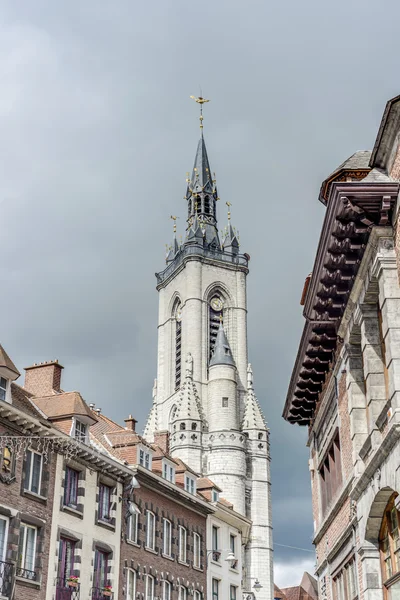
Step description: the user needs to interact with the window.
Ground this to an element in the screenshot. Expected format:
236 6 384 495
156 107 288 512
0 445 14 480
175 312 182 389
230 586 237 600
194 592 201 600
163 461 175 483
0 377 7 401
64 467 79 508
193 533 201 568
185 475 196 495
212 526 220 561
179 587 187 600
230 534 238 569
333 559 357 600
99 483 112 521
209 297 223 359
0 516 9 563
17 523 37 578
146 511 155 550
93 549 109 591
24 450 43 495
380 496 400 590
212 490 219 502
163 581 171 600
180 423 186 431
212 579 219 600
74 420 87 443
179 526 187 562
139 448 152 470
127 569 136 600
57 537 75 586
163 519 172 556
222 397 228 407
319 432 342 516
146 575 154 600
127 513 138 544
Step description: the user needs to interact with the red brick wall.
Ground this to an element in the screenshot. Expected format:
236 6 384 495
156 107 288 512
24 362 63 396
315 497 351 568
120 482 207 599
0 420 57 600
394 215 400 285
337 372 353 480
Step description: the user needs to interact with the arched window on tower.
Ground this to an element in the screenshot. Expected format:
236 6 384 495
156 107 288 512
173 301 182 390
379 495 400 595
209 295 224 360
204 195 210 214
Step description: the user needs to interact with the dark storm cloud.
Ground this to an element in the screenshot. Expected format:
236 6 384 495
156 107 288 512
1 0 400 585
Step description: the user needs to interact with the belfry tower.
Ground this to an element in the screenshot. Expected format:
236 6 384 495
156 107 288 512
144 98 273 600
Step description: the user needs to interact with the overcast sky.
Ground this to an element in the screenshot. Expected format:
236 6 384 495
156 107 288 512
2 0 400 588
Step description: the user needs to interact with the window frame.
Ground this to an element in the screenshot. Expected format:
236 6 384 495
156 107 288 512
127 569 136 600
0 444 15 480
162 460 176 483
139 446 152 470
193 532 201 568
230 585 238 600
127 512 138 544
74 420 87 443
64 466 79 508
98 483 112 522
194 592 201 600
146 510 156 551
179 586 187 600
179 526 187 563
163 581 172 600
319 431 342 517
24 450 43 495
163 519 172 556
379 496 400 593
212 578 219 600
212 525 220 562
17 522 37 576
184 474 196 495
146 574 154 600
0 377 7 401
333 559 357 600
0 515 9 563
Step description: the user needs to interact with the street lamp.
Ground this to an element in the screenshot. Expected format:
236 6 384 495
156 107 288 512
253 580 262 592
206 550 237 568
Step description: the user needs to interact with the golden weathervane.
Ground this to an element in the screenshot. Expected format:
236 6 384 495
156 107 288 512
190 94 210 130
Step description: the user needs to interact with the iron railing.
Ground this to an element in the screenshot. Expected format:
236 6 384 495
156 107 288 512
0 560 14 598
156 245 249 285
55 577 80 600
16 566 37 581
91 587 113 600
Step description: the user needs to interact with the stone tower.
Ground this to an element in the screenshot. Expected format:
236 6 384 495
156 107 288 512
144 115 273 600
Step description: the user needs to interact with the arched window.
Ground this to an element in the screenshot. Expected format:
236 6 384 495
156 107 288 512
379 495 400 594
209 295 224 360
204 195 210 214
173 301 182 390
191 423 197 431
180 423 186 431
126 569 136 600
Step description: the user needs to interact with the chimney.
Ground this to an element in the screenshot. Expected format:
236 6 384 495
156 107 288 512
24 360 64 397
124 415 137 432
154 430 170 454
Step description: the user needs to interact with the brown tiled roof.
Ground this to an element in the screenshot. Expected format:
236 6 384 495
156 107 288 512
274 584 287 600
281 587 301 600
10 383 44 419
218 497 234 509
0 344 20 377
174 457 199 477
31 392 97 422
197 477 222 492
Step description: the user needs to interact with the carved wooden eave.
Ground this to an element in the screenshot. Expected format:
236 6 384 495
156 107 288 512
283 181 399 426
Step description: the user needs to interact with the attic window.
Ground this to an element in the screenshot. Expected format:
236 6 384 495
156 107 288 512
0 377 7 401
212 490 219 502
74 420 87 443
185 475 196 495
139 447 152 470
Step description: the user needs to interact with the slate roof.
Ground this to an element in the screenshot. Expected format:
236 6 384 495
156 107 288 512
318 150 371 204
209 323 235 367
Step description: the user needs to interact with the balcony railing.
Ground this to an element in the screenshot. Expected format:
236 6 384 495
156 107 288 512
55 577 80 600
0 560 14 598
16 567 37 581
91 587 113 600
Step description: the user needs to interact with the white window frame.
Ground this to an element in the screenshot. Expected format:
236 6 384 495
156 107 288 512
18 523 37 573
146 511 155 550
25 450 43 494
127 569 136 600
139 446 152 470
194 592 201 600
127 513 138 544
163 580 171 600
179 586 187 600
212 490 219 502
0 377 7 402
162 460 175 483
193 532 201 568
74 419 87 443
0 515 9 562
184 474 196 495
163 519 172 556
179 526 187 563
230 585 237 600
146 575 154 600
212 525 220 561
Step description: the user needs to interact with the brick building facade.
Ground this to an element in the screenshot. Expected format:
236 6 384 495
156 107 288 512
284 94 400 600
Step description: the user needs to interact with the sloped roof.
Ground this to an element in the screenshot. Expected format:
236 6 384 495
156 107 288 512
197 477 222 492
209 323 235 367
32 392 97 422
318 150 371 204
274 584 287 600
281 587 301 600
11 383 45 419
0 344 20 377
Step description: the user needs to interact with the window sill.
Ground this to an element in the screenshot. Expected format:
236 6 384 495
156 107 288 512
145 546 158 555
22 489 47 504
62 505 83 519
126 539 141 548
211 560 222 567
193 566 203 572
162 553 175 562
15 575 41 588
178 560 190 567
96 519 115 532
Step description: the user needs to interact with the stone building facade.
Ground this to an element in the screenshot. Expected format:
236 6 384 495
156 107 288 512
284 94 400 600
144 118 273 600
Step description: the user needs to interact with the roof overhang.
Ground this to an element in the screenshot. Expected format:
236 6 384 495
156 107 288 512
284 180 399 425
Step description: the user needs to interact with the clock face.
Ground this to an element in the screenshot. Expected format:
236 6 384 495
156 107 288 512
210 297 223 312
176 306 182 321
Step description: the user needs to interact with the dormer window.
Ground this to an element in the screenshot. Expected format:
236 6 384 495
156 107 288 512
212 490 219 502
0 377 7 401
74 420 87 443
185 475 196 495
162 460 175 483
139 447 152 470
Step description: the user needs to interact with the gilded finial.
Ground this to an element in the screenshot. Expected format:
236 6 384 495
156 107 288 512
170 215 178 233
190 94 210 130
186 171 190 183
226 201 232 221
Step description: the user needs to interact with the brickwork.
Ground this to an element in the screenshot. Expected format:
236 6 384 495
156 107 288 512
395 215 400 285
315 497 351 567
120 481 207 600
24 361 63 396
337 372 353 481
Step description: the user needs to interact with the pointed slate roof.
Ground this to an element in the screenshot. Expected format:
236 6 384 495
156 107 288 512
242 364 267 430
188 133 214 194
222 223 239 254
172 354 206 424
187 213 204 244
209 323 235 367
0 343 20 378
